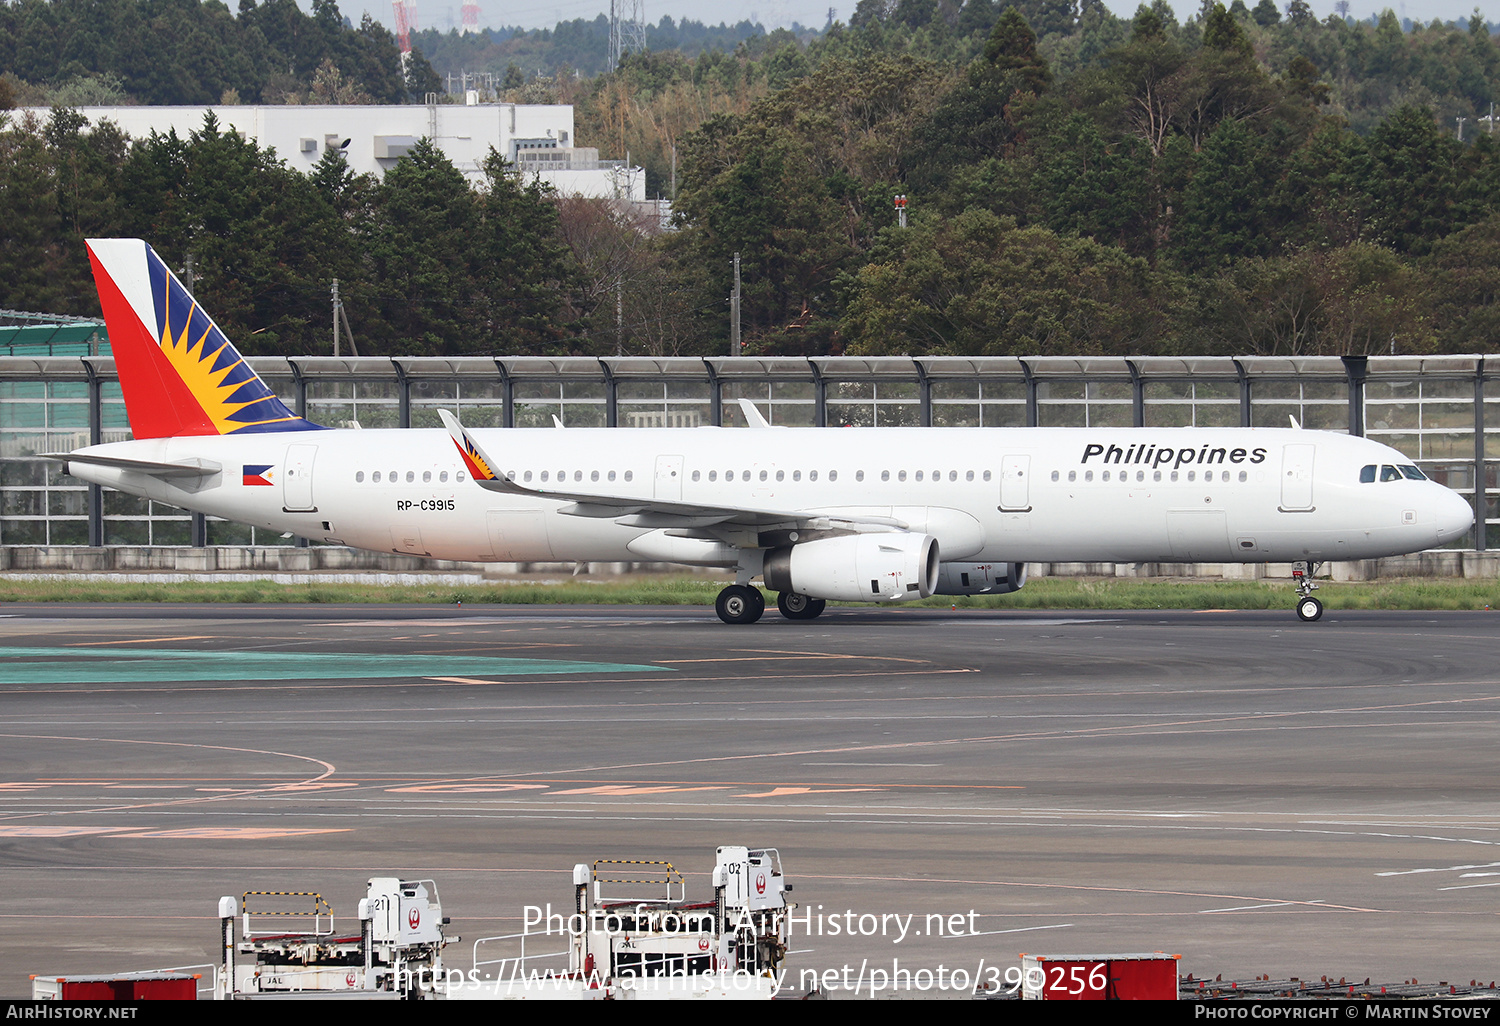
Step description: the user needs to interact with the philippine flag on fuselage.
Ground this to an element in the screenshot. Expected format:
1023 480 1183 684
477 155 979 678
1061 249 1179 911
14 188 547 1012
243 465 274 486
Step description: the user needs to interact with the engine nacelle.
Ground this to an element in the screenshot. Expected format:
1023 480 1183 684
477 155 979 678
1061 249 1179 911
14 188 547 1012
764 534 939 603
933 561 1027 596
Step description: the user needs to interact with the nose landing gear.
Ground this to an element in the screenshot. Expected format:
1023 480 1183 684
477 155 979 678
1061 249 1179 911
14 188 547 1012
1293 561 1323 621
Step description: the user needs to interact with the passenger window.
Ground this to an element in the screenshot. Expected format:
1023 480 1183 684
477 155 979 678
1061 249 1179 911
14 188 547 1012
1068 470 1076 482
1238 470 1247 482
406 471 415 483
608 471 617 482
966 470 974 481
759 470 768 482
881 470 890 482
983 470 992 481
829 470 837 482
423 471 431 483
898 470 906 482
1084 470 1093 482
440 471 448 483
457 472 466 482
592 470 600 482
1360 465 1376 483
915 471 924 482
855 470 864 482
357 471 366 483
624 470 633 482
793 470 801 481
1051 470 1060 482
1152 470 1160 482
1136 470 1144 482
1103 471 1110 482
708 470 717 482
810 470 819 482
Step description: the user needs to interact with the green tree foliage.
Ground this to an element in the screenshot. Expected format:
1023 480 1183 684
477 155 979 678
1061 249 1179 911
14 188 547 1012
840 209 1181 355
0 0 405 105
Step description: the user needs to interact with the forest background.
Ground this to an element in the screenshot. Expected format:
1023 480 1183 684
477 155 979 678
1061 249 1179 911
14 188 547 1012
4 0 1500 360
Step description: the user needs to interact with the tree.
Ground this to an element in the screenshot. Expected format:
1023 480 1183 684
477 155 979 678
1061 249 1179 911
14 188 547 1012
360 139 481 354
840 209 1180 356
474 152 584 353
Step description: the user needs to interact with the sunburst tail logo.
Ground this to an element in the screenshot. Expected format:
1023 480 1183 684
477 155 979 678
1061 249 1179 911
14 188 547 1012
86 239 325 439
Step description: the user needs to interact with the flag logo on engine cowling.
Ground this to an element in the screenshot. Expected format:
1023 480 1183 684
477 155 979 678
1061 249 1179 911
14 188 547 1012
243 465 274 486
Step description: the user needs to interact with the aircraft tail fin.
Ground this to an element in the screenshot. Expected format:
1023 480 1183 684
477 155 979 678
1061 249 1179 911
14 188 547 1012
85 239 322 439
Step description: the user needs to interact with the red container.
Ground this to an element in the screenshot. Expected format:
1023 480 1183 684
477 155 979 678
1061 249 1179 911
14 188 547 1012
1019 952 1180 1000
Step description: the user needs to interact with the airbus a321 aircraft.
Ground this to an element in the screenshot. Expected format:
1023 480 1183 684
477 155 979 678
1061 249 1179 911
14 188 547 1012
54 239 1474 624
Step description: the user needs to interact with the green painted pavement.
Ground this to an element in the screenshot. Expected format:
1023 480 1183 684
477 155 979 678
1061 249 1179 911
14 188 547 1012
0 647 668 684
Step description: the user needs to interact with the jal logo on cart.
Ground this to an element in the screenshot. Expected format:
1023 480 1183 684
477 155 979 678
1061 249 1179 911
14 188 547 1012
756 873 766 895
698 938 710 952
408 908 421 930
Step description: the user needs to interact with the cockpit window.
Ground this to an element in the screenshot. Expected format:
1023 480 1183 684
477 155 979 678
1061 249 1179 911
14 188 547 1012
1360 465 1376 483
1399 465 1427 481
1380 465 1402 482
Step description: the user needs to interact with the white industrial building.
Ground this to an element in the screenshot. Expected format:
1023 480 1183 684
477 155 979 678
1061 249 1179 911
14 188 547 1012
23 103 646 202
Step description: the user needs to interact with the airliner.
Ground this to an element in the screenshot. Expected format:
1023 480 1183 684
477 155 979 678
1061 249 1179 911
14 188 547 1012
52 240 1474 624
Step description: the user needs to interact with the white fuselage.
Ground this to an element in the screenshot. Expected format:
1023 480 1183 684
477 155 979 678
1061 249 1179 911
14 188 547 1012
65 426 1474 567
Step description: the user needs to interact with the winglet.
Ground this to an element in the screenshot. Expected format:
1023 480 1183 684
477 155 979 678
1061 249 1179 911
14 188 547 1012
1288 414 1302 429
437 409 531 495
737 398 772 429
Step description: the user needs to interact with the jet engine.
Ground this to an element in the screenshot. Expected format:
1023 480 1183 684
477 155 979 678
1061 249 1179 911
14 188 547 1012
933 561 1027 596
763 533 939 603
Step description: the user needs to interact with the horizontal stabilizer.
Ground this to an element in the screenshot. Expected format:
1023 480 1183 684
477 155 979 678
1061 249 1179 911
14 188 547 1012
45 453 222 479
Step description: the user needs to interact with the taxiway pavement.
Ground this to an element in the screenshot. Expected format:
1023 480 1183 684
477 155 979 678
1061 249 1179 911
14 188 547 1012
1 603 1497 996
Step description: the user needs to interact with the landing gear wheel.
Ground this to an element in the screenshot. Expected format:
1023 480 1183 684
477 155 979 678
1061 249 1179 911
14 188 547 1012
776 591 827 620
1292 560 1324 623
716 584 765 625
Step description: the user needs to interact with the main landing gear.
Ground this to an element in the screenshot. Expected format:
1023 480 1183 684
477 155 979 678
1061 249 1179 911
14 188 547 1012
1293 560 1323 622
715 584 765 624
776 591 826 621
713 587 827 624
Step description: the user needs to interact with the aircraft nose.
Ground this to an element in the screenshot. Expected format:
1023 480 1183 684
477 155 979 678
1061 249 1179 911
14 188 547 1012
1435 486 1475 544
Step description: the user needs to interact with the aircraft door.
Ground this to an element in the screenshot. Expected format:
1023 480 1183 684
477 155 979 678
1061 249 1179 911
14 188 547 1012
655 455 684 501
999 455 1031 512
1280 444 1316 511
283 444 317 512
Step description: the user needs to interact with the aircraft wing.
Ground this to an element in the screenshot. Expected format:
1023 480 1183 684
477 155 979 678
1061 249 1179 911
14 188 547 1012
43 452 223 479
437 410 906 532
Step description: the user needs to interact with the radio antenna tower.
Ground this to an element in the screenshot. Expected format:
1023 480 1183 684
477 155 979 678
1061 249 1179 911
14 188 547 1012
461 0 480 34
392 0 418 70
609 0 647 69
